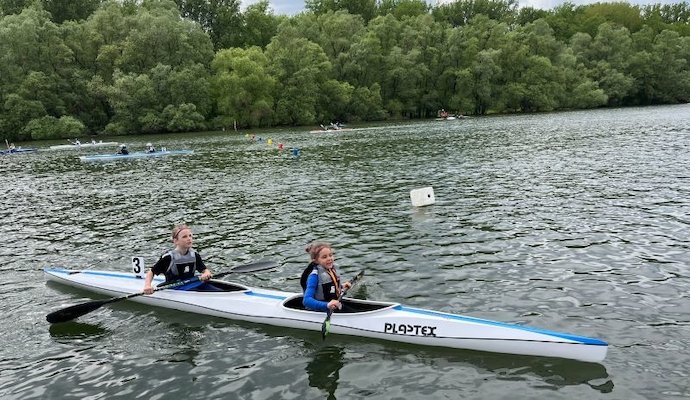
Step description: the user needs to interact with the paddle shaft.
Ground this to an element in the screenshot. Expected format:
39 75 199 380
321 270 364 339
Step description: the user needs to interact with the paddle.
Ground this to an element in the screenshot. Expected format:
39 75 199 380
46 259 279 324
321 270 365 340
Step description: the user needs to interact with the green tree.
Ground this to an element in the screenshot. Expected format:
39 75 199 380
571 23 635 106
468 49 502 114
238 0 281 49
514 6 548 26
642 2 690 36
211 46 276 128
348 83 386 120
117 2 214 74
24 115 85 139
43 0 103 23
0 6 78 139
545 2 586 42
0 0 28 15
162 103 205 132
377 0 429 19
266 24 332 125
294 11 365 81
104 71 157 134
442 15 508 114
582 2 642 34
0 94 46 141
306 0 376 22
555 49 607 109
173 0 242 50
317 79 354 122
432 0 518 28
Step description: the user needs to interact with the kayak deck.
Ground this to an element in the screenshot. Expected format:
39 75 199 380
50 141 119 150
79 149 193 162
44 268 608 362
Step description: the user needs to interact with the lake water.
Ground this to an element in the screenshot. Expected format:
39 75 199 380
1 105 689 399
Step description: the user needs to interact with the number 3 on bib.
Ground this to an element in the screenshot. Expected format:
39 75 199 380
132 256 146 279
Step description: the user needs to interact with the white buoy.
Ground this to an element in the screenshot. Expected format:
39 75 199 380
410 187 435 207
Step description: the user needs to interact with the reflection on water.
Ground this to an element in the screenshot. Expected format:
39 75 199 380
306 346 346 399
159 323 205 366
332 335 613 396
49 321 110 342
465 351 613 393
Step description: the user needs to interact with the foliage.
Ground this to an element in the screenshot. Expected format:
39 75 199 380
0 0 689 141
432 0 519 27
24 115 85 139
212 46 276 128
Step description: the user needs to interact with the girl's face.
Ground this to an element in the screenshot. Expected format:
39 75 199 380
315 247 334 269
173 228 193 251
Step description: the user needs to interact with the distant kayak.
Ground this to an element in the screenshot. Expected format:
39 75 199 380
309 128 354 133
50 141 119 150
79 149 193 162
1 148 38 155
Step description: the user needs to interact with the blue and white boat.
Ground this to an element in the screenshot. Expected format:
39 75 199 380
44 267 608 362
49 141 119 151
1 147 38 155
79 149 193 162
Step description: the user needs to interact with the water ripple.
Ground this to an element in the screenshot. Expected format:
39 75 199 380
1 105 690 399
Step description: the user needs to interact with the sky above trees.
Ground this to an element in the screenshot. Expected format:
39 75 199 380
251 0 688 15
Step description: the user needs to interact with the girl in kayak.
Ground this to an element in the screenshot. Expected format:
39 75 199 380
142 224 213 294
300 242 352 312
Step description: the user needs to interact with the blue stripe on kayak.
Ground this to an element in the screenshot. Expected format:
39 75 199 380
44 267 164 282
244 291 288 300
397 305 607 346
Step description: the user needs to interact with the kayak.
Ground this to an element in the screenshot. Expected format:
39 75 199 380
1 147 38 155
49 141 119 150
79 149 193 162
44 268 608 362
309 128 353 133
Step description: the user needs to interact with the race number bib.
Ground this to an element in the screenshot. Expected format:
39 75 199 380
132 256 146 279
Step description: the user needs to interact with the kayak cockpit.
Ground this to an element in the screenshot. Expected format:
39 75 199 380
161 280 250 292
282 295 397 313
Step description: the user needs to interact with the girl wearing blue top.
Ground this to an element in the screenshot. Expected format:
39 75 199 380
300 242 352 312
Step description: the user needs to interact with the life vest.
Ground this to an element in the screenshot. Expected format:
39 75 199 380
164 248 198 282
300 262 340 302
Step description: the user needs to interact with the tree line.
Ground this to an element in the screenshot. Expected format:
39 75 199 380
0 0 688 141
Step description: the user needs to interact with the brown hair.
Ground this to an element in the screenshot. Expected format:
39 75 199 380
305 242 331 261
172 224 191 239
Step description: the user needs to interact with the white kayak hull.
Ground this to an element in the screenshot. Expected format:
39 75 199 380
79 150 193 162
44 268 607 362
49 141 119 150
309 128 353 133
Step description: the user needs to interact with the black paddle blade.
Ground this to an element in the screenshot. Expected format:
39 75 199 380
46 299 107 324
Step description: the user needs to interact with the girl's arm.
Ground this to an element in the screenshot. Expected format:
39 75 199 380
143 270 155 294
195 252 211 280
143 254 171 294
303 273 329 312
